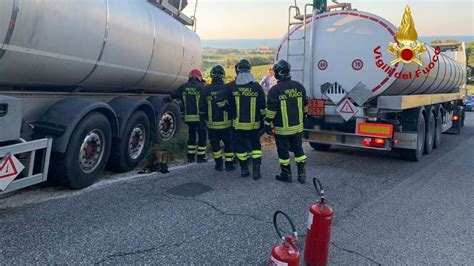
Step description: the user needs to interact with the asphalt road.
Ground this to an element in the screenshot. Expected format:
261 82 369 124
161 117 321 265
1 113 473 264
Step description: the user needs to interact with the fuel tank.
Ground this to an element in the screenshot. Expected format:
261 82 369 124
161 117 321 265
276 10 466 101
0 0 202 94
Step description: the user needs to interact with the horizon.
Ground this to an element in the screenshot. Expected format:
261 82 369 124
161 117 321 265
184 0 474 40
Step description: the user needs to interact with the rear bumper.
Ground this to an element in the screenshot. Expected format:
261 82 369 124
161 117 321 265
303 129 418 151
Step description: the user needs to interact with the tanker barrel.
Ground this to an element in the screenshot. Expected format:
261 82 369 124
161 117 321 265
276 10 466 103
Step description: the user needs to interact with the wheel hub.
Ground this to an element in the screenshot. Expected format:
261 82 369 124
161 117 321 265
159 112 176 141
128 125 146 160
79 130 105 173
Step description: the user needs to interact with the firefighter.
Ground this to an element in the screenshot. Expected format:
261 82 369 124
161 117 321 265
168 69 207 163
216 59 266 180
200 65 236 172
265 60 308 183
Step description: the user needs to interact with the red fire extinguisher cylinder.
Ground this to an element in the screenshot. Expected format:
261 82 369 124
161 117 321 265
304 178 334 266
270 211 300 266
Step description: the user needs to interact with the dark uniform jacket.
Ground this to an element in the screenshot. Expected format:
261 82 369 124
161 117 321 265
266 79 308 135
170 78 204 123
216 81 266 131
199 79 232 130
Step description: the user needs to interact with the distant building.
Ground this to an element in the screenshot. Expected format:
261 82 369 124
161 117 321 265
260 45 272 51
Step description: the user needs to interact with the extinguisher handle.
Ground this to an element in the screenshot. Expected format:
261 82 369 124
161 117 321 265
313 178 325 198
273 211 298 241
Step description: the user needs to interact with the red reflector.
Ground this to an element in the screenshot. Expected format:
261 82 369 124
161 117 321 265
453 115 460 121
362 138 386 147
362 138 372 147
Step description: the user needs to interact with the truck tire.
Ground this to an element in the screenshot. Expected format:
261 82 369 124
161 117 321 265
109 111 151 172
158 102 181 142
433 106 443 149
400 111 425 162
424 107 435 154
310 142 331 151
450 106 463 134
50 112 112 189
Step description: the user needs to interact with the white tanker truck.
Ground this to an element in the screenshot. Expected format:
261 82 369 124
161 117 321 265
277 2 467 161
0 0 201 193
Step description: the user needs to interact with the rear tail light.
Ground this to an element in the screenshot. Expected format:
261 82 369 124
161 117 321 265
453 115 460 121
362 137 386 147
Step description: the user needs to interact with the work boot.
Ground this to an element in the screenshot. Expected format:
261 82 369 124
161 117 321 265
253 163 262 180
197 155 208 163
214 158 224 171
297 162 306 184
239 160 251 177
225 162 236 172
275 165 292 183
187 154 195 163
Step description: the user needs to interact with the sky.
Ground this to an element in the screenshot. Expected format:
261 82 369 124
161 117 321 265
181 0 474 39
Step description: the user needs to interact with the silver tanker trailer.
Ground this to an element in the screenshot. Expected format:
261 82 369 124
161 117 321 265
0 0 202 193
277 2 467 161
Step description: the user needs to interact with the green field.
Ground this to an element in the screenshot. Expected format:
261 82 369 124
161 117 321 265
467 85 474 95
202 48 275 83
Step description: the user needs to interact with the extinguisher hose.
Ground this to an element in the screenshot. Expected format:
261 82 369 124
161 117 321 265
313 177 325 203
273 211 298 241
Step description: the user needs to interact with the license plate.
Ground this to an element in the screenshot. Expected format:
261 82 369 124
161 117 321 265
309 132 337 142
308 99 324 117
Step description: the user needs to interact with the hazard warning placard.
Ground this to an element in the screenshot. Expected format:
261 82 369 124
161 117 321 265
336 98 360 121
0 154 25 191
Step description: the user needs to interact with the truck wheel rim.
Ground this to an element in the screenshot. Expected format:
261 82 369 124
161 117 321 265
159 111 176 141
79 129 105 173
128 124 146 160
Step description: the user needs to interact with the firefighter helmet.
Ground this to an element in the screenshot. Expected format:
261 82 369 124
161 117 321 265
235 59 252 74
189 69 203 80
210 64 226 79
273 60 291 80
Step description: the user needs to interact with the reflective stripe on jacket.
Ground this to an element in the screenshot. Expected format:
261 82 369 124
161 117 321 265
200 79 232 130
170 78 204 123
265 79 308 135
216 81 266 131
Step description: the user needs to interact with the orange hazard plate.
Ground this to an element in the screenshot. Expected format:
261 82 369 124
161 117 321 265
357 123 394 138
308 99 324 117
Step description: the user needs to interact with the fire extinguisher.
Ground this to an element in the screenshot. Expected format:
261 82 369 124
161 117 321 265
270 211 300 266
304 178 334 266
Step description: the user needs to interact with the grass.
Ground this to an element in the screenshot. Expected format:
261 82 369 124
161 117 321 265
145 125 189 165
467 85 474 95
202 48 275 84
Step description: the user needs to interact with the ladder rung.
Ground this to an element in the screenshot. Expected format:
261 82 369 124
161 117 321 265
288 53 305 56
292 69 304 72
288 37 305 41
289 22 304 26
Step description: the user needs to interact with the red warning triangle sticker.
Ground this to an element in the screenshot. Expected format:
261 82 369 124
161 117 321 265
0 156 18 179
339 100 355 114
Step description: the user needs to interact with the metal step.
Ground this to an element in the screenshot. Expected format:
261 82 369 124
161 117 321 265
289 21 304 26
294 14 314 20
287 37 305 41
288 53 305 57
